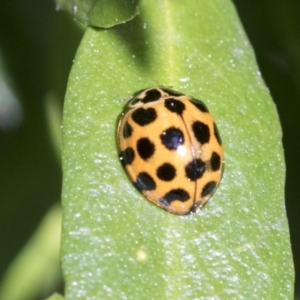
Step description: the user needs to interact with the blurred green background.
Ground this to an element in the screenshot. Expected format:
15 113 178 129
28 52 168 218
0 0 298 299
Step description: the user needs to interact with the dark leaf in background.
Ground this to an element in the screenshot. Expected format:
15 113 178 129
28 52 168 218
233 0 300 297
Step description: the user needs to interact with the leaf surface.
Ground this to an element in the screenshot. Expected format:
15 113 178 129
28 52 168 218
61 0 294 298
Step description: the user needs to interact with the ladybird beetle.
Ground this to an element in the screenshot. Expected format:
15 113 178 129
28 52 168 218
117 86 224 215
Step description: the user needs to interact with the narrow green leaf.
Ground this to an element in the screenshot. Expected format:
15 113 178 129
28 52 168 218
44 293 65 300
0 205 62 300
61 0 294 298
56 0 141 28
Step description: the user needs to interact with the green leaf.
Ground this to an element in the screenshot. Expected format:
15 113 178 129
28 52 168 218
61 0 294 298
0 205 62 300
56 0 141 28
44 293 65 300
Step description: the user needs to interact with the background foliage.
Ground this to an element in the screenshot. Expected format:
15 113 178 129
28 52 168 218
0 0 298 299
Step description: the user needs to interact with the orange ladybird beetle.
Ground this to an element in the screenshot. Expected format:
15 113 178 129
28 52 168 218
117 86 224 215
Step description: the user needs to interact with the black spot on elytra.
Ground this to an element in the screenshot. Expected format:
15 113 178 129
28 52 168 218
164 99 185 115
214 123 222 146
120 147 135 166
132 107 157 126
192 121 210 144
141 88 162 103
160 189 190 206
156 163 176 181
210 152 221 171
137 138 155 160
135 172 156 191
123 122 133 138
185 158 205 181
160 127 184 150
190 98 209 113
201 181 217 197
